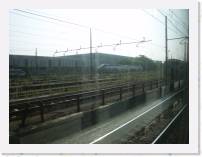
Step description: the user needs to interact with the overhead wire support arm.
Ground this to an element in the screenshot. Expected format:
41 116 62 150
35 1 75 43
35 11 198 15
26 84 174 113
55 39 152 54
167 36 189 41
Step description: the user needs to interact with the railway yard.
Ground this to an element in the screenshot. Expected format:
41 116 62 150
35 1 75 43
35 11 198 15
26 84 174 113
9 68 188 144
9 41 188 144
9 71 160 127
9 71 159 99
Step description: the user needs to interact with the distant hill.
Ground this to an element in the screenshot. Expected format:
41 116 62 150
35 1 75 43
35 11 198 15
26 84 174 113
9 53 187 78
118 55 162 71
9 53 164 76
58 53 135 67
10 53 140 68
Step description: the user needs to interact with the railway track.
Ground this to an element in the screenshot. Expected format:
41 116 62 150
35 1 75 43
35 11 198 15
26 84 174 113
152 104 188 144
10 79 163 128
9 71 159 99
9 78 118 99
10 78 117 93
89 88 186 144
9 73 116 86
10 71 157 86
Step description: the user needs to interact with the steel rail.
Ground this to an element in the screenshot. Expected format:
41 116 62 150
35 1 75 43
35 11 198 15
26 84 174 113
89 88 184 144
151 104 187 144
10 80 163 126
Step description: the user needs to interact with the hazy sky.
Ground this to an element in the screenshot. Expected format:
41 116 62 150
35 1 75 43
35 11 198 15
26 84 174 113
9 9 188 61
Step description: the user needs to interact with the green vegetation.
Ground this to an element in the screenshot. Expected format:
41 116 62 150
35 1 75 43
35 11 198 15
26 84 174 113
119 55 162 71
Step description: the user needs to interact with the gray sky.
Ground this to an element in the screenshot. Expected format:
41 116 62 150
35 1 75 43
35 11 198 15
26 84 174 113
9 9 188 61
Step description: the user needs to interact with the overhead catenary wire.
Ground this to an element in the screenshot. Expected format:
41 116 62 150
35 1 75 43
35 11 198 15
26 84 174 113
10 29 164 57
12 9 188 42
9 23 88 42
14 9 90 29
167 36 188 41
10 22 74 34
157 10 187 36
11 9 164 52
166 10 188 33
142 9 165 25
163 10 188 34
9 11 90 44
11 9 145 56
10 9 188 61
54 39 152 55
142 9 179 35
168 9 188 30
13 9 140 42
10 32 165 56
10 38 69 48
9 29 86 44
26 9 141 42
9 11 91 42
9 11 72 29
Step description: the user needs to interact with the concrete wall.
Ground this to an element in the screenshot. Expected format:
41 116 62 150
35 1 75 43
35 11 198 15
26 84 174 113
145 88 161 102
12 93 147 143
95 90 184 144
11 86 171 144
